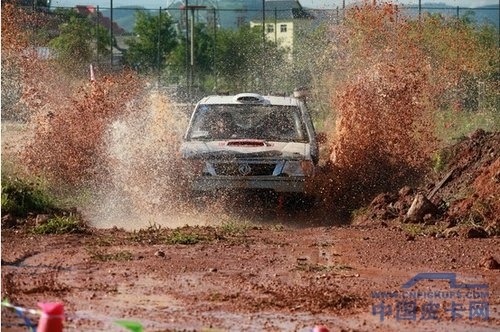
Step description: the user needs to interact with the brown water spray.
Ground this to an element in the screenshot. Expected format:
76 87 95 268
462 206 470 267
314 2 441 217
7 1 490 226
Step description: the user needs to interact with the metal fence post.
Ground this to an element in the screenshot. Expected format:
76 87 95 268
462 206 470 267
110 0 113 67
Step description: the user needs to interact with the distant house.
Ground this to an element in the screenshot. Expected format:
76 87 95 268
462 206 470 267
250 0 313 58
164 0 312 58
167 0 311 30
74 5 127 65
75 5 126 36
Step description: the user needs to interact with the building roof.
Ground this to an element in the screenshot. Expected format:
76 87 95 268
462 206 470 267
259 0 314 20
75 5 126 35
167 0 313 29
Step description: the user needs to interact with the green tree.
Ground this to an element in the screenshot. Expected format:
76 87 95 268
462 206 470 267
214 26 287 93
49 9 110 72
292 23 332 118
167 24 288 95
123 10 178 73
410 13 499 112
167 23 214 88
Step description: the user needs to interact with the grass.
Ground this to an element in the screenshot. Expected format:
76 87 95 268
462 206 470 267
401 222 448 237
129 222 168 244
128 221 257 246
431 148 453 173
219 220 251 235
1 175 56 217
166 229 206 245
269 223 285 231
435 108 500 145
93 236 115 246
31 215 87 234
295 262 354 273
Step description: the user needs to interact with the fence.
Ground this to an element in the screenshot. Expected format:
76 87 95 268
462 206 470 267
43 3 500 28
8 2 500 103
43 3 500 57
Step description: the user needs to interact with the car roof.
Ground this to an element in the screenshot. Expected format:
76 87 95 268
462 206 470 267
197 93 302 107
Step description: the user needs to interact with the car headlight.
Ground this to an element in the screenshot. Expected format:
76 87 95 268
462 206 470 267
282 160 315 177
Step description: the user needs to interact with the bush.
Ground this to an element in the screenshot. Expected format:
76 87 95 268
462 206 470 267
1 176 55 217
31 215 87 234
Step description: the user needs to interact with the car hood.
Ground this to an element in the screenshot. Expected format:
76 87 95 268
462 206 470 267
181 139 311 160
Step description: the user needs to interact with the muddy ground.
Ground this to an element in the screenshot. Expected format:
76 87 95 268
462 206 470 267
1 221 499 331
1 124 499 331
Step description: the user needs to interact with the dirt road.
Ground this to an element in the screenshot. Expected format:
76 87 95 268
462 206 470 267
1 220 499 331
1 122 499 331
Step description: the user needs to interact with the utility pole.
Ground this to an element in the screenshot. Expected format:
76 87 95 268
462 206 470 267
262 0 266 93
212 7 217 90
110 0 113 68
184 1 189 99
157 7 162 86
182 2 206 100
96 5 99 65
418 0 422 21
262 0 265 45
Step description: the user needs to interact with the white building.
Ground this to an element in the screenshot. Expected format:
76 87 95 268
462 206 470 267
250 0 313 58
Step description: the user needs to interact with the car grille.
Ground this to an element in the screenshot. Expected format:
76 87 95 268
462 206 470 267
213 162 276 176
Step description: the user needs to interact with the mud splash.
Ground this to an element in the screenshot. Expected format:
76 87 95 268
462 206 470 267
88 90 198 229
313 1 485 216
5 1 496 228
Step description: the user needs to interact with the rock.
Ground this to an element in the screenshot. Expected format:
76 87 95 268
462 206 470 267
443 227 459 238
480 256 500 270
423 213 436 225
154 250 165 258
398 186 413 197
35 214 50 226
485 224 500 236
370 193 397 208
404 193 439 223
464 226 489 239
405 234 415 241
469 128 486 140
445 219 457 228
1 214 16 228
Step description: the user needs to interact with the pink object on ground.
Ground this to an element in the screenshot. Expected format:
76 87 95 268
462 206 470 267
37 302 64 332
312 326 330 332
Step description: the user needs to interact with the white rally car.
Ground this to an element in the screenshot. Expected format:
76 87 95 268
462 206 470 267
180 93 320 196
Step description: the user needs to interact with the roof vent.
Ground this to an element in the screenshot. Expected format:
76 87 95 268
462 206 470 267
233 93 267 104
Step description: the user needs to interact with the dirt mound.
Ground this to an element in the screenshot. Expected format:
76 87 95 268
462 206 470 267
353 129 500 237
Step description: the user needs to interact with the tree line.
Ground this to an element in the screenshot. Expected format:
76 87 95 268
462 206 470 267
46 8 293 97
3 3 499 111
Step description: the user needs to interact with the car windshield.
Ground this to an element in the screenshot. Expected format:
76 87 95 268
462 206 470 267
187 104 308 142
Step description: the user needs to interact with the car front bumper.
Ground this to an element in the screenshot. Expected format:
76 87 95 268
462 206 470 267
191 175 306 193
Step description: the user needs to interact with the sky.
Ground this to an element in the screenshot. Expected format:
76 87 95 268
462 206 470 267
49 0 500 9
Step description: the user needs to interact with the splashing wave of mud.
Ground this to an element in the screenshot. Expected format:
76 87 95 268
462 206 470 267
88 90 198 229
8 1 495 229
